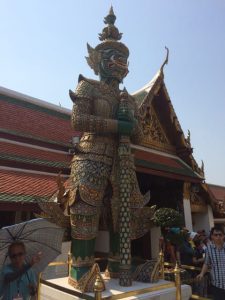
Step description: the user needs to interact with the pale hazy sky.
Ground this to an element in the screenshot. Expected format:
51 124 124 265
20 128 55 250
0 0 225 185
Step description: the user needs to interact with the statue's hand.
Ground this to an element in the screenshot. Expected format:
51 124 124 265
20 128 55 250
117 106 134 122
118 120 137 136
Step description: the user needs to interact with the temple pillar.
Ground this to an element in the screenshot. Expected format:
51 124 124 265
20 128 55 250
192 205 214 234
183 182 193 231
150 227 161 259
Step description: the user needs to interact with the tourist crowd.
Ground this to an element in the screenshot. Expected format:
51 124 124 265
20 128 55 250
164 225 225 299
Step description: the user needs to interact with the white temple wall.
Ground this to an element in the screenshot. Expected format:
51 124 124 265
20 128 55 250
192 205 214 234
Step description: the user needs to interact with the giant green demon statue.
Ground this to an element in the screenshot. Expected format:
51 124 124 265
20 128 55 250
40 7 158 292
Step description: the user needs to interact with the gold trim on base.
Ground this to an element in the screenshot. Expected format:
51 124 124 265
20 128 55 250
40 278 175 300
68 276 79 289
105 283 175 300
191 295 212 300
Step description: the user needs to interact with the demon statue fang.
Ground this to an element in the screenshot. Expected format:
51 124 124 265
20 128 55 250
39 6 159 292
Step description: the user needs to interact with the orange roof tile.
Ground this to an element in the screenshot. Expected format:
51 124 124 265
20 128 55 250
0 95 79 146
0 169 62 200
208 184 225 201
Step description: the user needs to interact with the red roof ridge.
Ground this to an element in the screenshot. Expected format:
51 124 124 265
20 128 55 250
0 86 71 115
131 143 178 159
207 183 225 189
132 144 203 181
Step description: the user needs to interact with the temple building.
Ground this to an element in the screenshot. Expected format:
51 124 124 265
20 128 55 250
0 86 74 227
207 184 225 226
0 62 223 257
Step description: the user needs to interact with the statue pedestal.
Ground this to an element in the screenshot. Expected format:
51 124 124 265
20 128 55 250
39 275 192 300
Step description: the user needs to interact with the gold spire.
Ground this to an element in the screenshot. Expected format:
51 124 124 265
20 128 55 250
109 5 115 17
95 6 129 56
99 5 122 41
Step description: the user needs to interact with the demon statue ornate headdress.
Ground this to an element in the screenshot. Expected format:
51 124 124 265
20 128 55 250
86 6 129 81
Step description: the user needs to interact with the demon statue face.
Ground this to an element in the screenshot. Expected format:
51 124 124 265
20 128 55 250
86 6 129 84
86 45 129 83
99 48 129 82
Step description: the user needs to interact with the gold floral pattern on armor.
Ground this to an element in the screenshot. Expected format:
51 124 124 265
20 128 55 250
76 133 117 157
70 198 98 216
68 188 77 207
73 255 95 267
79 185 104 207
71 77 120 135
71 215 99 240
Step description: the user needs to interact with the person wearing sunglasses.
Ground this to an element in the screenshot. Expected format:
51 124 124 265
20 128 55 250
0 241 41 300
197 226 225 299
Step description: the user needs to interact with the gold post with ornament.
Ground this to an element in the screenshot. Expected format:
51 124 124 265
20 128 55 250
67 251 72 276
159 249 165 280
94 273 104 300
158 237 165 280
174 261 181 300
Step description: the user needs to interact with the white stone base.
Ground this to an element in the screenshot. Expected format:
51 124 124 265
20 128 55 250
39 276 192 300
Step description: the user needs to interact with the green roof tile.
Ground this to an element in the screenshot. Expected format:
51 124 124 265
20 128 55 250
0 192 48 203
0 152 69 169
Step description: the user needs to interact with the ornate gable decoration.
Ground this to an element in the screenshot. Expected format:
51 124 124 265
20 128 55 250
140 104 175 153
133 48 176 153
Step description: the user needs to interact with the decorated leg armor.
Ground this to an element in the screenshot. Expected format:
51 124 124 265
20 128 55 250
68 159 111 292
68 198 105 292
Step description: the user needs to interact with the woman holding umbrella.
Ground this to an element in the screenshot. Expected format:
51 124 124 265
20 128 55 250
0 241 41 300
0 218 65 300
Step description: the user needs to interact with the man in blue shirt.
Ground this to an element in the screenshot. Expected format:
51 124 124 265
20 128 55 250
0 241 41 300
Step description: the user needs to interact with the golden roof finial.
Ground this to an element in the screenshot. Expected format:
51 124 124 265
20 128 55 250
160 46 169 72
99 6 122 41
186 129 191 146
201 160 205 175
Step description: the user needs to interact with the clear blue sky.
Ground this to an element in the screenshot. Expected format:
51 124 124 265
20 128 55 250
1 0 225 185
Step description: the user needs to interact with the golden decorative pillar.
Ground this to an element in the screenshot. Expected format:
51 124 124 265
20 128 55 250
94 273 104 300
67 251 72 276
174 261 181 300
159 249 165 280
